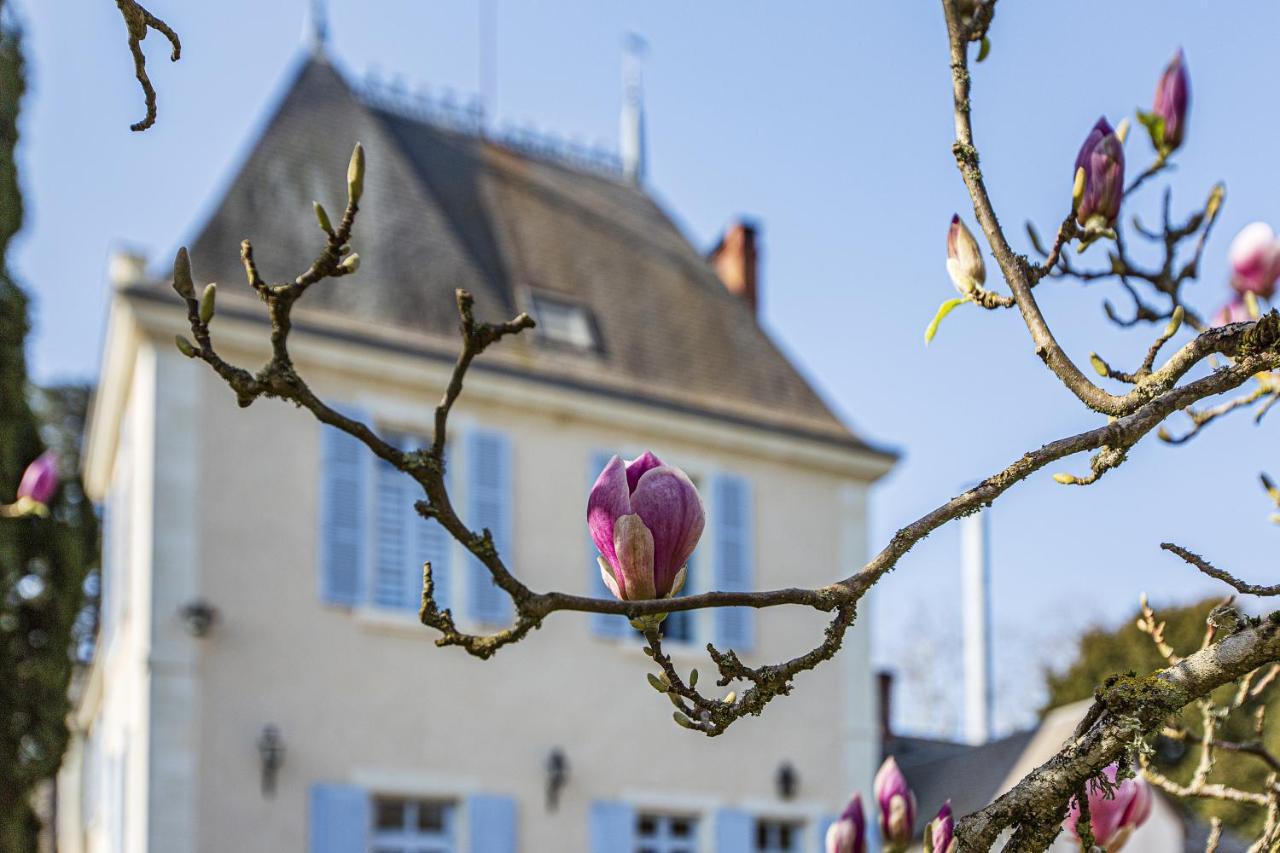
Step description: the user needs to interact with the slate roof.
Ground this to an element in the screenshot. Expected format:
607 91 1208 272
164 53 891 455
886 731 1037 834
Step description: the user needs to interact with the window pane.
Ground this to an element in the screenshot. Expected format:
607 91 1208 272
670 818 693 837
376 799 406 830
417 802 446 832
637 815 658 836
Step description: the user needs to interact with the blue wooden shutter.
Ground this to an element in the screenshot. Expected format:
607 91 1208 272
588 451 629 638
373 437 409 610
467 429 512 624
413 438 453 613
714 808 753 851
712 474 755 650
309 783 369 853
589 801 634 853
318 407 370 606
467 793 516 853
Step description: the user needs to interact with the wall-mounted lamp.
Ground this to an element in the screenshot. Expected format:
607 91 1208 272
775 761 798 801
545 748 569 811
257 724 285 796
179 599 218 637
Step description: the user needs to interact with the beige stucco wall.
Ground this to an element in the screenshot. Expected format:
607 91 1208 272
193 335 879 851
65 297 889 852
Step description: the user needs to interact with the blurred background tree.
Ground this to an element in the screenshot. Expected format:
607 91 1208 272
1044 597 1278 838
0 4 99 850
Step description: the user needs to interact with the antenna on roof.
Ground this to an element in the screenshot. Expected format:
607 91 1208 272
306 0 329 53
620 32 648 185
478 0 497 134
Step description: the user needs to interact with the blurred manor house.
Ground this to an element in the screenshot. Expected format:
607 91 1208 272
55 44 894 853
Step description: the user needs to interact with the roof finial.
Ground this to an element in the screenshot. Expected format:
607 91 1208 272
307 0 329 53
620 33 648 185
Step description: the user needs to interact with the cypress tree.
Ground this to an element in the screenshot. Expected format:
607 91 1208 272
0 6 98 849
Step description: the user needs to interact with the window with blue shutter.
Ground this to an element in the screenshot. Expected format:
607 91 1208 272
467 793 516 853
319 407 370 606
373 446 410 610
466 429 512 624
588 451 629 638
309 783 369 853
714 809 752 852
589 801 635 853
373 433 454 614
712 474 755 651
372 797 457 852
414 439 453 614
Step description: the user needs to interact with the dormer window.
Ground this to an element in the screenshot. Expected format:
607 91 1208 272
528 292 598 351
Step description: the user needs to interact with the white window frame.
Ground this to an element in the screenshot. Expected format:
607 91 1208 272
369 795 457 853
753 816 806 852
634 810 702 853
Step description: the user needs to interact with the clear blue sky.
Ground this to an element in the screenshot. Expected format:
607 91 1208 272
15 1 1280 735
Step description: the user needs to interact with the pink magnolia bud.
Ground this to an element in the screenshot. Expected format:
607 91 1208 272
1212 298 1252 328
1151 49 1189 152
946 214 986 295
16 450 58 506
924 801 957 853
874 756 917 852
1229 222 1280 299
1074 118 1125 230
587 452 704 600
825 792 866 853
1064 764 1153 852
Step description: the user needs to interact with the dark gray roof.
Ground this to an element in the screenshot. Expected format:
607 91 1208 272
886 731 1037 834
172 55 890 455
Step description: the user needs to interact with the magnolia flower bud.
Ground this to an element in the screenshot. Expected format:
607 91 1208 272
340 253 361 274
1074 118 1125 231
172 246 195 299
924 802 957 853
946 214 985 295
874 757 917 853
314 200 333 233
16 450 58 506
587 452 705 602
825 792 866 853
1228 222 1280 299
347 142 365 204
199 283 217 324
1212 298 1252 328
175 335 197 358
1064 764 1152 852
1150 49 1189 153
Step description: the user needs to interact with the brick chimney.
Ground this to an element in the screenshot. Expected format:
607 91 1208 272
710 220 759 314
878 670 894 745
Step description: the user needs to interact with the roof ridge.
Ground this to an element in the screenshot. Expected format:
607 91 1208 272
355 73 625 180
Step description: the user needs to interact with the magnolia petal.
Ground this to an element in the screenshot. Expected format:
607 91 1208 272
629 466 705 597
598 555 623 600
613 513 656 600
587 455 631 571
667 565 687 598
624 451 665 494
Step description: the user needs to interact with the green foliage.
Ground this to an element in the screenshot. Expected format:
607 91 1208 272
0 10 97 851
1044 597 1278 838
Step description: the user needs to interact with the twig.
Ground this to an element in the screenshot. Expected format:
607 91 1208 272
1162 544 1280 597
114 0 181 132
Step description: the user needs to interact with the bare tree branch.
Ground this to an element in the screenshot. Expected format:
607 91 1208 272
114 0 181 132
